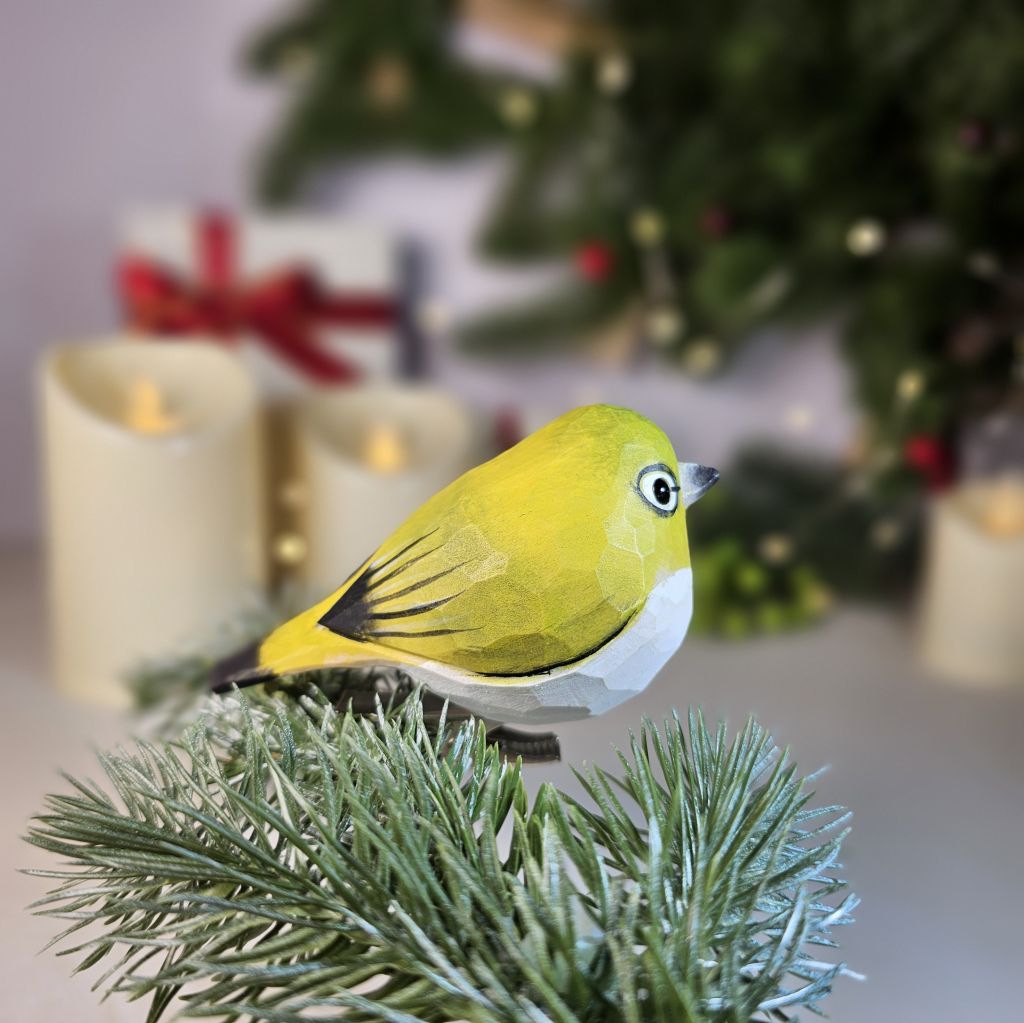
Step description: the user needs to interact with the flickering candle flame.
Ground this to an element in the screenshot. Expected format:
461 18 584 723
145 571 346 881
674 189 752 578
363 422 408 473
124 378 182 435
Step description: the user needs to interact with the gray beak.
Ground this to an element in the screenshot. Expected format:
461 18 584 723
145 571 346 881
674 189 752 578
679 463 720 508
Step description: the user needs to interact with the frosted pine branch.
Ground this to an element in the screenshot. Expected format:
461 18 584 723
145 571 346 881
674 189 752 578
25 688 857 1022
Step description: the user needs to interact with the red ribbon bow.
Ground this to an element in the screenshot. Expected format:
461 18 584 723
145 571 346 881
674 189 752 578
117 213 397 384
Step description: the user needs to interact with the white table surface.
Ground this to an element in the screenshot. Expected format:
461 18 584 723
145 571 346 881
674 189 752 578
3 546 1022 1021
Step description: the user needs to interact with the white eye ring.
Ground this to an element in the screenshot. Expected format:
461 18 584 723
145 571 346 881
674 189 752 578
637 465 680 515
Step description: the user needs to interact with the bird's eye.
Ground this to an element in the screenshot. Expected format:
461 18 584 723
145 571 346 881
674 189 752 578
636 466 679 516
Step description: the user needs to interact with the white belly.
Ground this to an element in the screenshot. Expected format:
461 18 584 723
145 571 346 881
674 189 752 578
406 568 693 725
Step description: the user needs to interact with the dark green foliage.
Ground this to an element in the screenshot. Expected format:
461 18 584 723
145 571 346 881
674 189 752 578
688 449 920 603
25 688 857 1021
246 0 506 202
462 0 1021 426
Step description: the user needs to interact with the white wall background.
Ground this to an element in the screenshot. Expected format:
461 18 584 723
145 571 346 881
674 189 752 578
0 0 855 544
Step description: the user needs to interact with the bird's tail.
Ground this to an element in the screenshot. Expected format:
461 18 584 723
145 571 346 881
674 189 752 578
210 639 277 694
211 605 377 695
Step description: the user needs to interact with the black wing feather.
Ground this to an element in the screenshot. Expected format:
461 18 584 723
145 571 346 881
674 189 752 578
318 531 475 642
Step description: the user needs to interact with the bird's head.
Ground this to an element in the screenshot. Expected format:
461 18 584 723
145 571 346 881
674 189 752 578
498 405 718 600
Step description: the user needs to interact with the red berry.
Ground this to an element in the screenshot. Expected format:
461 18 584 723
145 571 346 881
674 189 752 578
574 241 614 282
699 205 732 239
904 434 955 490
957 118 991 153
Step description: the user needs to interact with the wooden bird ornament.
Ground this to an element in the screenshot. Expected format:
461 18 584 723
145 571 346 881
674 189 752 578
226 405 717 727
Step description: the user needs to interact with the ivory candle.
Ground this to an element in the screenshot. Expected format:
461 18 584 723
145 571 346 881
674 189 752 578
40 338 265 706
918 475 1024 686
297 385 475 600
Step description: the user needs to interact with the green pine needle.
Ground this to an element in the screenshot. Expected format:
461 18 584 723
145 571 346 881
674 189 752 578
24 688 858 1021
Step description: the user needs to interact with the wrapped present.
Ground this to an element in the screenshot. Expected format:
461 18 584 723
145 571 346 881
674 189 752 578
117 209 405 396
117 209 409 585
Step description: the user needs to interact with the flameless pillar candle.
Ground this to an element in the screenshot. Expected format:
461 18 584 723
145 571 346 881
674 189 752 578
297 385 475 600
918 475 1024 686
40 339 265 706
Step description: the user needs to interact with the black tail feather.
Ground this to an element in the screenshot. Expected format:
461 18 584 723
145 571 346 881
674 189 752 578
210 640 273 694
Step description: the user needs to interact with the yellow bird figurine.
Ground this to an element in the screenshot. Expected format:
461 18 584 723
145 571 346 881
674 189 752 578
239 405 717 725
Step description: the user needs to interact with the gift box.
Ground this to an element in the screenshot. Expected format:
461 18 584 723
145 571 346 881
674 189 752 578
117 208 406 396
117 209 412 585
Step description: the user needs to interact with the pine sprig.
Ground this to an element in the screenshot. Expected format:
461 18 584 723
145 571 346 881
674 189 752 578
24 689 858 1021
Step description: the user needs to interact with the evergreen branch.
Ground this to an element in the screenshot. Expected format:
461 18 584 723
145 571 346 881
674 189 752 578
127 600 282 725
25 690 857 1021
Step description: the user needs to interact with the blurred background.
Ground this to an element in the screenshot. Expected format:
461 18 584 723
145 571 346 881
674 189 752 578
2 1 1023 1020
